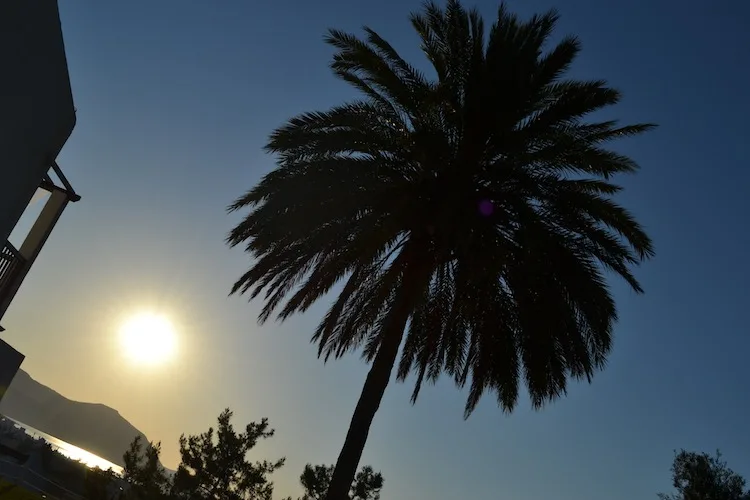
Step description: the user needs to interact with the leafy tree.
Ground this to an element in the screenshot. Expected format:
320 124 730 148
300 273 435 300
115 413 383 500
85 467 122 500
226 1 655 498
659 450 750 500
296 464 383 500
171 408 285 500
122 436 170 500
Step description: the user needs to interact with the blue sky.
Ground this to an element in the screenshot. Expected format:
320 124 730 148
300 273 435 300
4 1 750 499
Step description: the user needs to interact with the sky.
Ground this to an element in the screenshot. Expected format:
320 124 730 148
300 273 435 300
3 0 750 499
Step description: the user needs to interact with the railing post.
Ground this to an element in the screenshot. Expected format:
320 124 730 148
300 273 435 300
0 243 24 305
0 190 69 322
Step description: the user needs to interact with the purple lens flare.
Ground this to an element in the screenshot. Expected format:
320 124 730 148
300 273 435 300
478 199 494 216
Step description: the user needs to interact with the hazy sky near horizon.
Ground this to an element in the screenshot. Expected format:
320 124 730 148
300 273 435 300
4 1 750 499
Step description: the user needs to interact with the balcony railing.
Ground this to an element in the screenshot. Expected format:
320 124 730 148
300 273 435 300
0 242 24 302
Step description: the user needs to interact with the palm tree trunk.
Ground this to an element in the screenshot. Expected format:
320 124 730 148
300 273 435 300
324 244 430 500
323 314 406 500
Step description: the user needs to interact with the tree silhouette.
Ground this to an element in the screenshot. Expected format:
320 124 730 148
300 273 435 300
122 436 170 500
117 411 383 500
228 0 653 500
227 1 655 499
85 467 122 500
171 408 285 500
295 464 383 500
659 450 750 500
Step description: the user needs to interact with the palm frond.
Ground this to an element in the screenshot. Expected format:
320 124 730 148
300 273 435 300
228 0 655 420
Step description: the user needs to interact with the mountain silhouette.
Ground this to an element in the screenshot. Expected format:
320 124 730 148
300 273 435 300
0 369 148 467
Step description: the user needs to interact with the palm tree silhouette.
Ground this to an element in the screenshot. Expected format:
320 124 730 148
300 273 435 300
227 1 656 498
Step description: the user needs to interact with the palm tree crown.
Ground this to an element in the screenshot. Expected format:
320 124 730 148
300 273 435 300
228 1 654 498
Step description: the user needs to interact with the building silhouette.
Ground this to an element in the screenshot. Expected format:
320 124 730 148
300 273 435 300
0 0 79 402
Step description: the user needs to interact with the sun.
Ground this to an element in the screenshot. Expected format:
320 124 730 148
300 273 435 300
119 313 177 365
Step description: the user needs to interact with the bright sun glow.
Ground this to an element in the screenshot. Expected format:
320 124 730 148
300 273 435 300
119 313 177 365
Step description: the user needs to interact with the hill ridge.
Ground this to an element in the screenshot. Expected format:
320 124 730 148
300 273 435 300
0 369 149 467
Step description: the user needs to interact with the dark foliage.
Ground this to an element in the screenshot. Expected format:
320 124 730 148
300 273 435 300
116 409 383 500
293 464 383 500
85 467 122 500
171 408 285 500
122 436 171 500
659 450 750 500
227 1 655 498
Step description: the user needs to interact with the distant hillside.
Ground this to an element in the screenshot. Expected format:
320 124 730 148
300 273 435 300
0 369 148 467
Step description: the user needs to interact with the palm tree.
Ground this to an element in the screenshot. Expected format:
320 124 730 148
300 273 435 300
227 2 655 499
